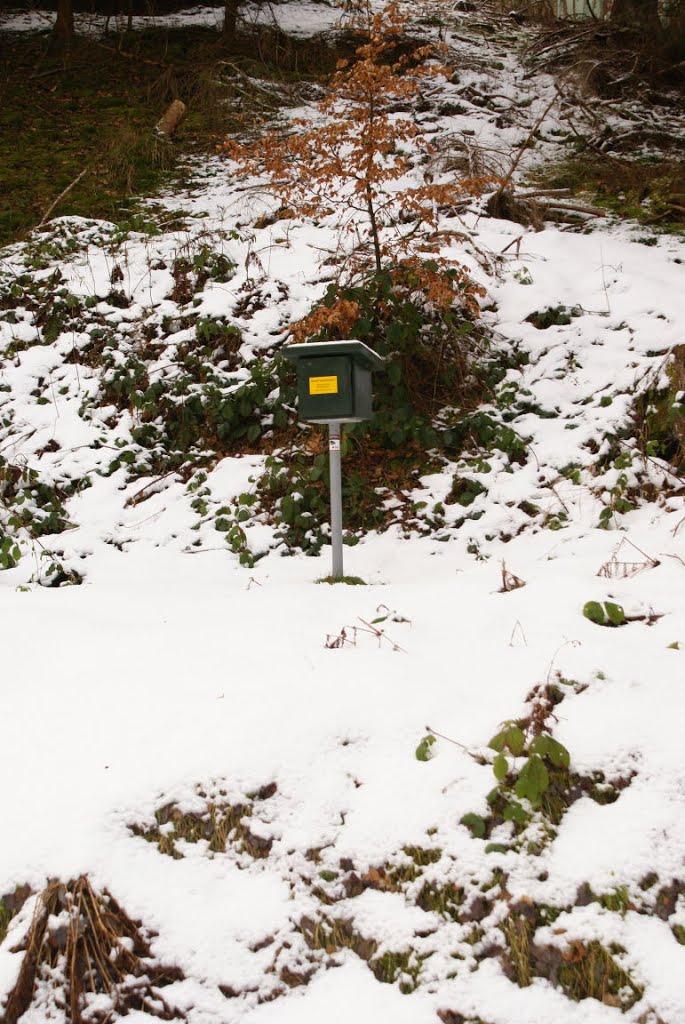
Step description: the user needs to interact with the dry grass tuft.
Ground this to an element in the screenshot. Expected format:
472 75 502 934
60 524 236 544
3 876 183 1024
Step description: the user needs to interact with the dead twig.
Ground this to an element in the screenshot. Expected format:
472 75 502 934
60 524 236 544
326 626 351 649
625 611 664 626
424 725 487 763
661 552 685 568
500 561 526 593
596 538 659 579
324 619 406 652
545 639 581 687
548 480 570 516
490 90 560 205
509 620 528 647
124 471 176 508
38 168 89 228
357 617 406 652
499 234 524 256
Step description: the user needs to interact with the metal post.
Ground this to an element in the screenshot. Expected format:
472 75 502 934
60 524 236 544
328 421 343 578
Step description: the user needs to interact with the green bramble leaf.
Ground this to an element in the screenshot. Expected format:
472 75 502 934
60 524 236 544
280 495 296 524
489 731 506 752
485 842 509 854
583 601 606 625
460 813 486 838
0 535 21 570
529 734 550 757
493 753 509 781
505 725 526 756
415 734 436 762
584 600 626 627
604 601 626 626
545 737 570 768
514 754 549 808
529 734 570 769
503 800 528 825
489 723 525 756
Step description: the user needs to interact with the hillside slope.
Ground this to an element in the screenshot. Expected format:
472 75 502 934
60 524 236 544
1 3 685 1023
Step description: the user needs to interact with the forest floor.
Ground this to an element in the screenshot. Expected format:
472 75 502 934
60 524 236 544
1 2 685 1023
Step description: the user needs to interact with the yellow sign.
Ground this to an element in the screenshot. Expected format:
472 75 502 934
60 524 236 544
309 375 338 396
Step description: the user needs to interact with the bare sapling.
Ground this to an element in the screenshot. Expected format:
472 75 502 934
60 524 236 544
220 0 493 278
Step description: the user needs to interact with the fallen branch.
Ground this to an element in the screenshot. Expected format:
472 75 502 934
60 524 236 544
536 199 605 217
520 187 573 198
38 167 89 227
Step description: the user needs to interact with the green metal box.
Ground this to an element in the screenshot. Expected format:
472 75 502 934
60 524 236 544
284 340 384 423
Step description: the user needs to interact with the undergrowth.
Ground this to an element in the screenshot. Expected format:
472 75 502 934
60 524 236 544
634 344 685 470
460 676 634 851
252 263 527 553
0 23 339 245
130 781 278 860
532 153 685 232
113 726 676 1015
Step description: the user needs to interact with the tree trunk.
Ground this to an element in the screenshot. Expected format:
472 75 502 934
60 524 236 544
364 92 383 276
366 187 382 276
223 0 239 40
53 0 74 43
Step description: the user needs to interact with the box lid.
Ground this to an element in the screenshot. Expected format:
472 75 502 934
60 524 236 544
283 339 385 372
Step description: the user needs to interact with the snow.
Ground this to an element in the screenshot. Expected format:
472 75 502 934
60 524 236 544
0 1 344 37
241 959 437 1024
1 2 685 1022
2 528 685 1020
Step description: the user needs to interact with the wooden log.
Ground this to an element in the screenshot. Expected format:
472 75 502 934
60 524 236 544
156 100 187 138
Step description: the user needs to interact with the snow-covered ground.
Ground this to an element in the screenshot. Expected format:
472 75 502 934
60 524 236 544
1 3 685 1023
0 1 343 36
